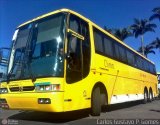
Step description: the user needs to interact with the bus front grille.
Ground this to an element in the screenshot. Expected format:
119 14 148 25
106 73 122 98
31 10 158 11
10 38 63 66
9 86 35 92
9 87 19 92
23 86 35 91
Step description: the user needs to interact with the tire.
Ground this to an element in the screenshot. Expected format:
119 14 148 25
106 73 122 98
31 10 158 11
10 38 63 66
148 90 153 102
143 90 148 104
101 93 107 106
91 87 101 116
101 93 107 112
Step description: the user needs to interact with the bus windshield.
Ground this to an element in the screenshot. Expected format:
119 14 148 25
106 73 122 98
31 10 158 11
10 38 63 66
8 13 66 81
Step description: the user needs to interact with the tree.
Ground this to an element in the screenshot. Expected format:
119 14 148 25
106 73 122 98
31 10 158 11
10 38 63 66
130 18 157 56
150 37 160 51
137 44 155 57
149 7 160 21
104 26 132 41
104 26 113 34
113 28 132 41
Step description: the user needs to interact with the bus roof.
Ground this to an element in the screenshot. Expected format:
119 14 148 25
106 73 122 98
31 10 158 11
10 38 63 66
157 72 160 75
18 8 154 64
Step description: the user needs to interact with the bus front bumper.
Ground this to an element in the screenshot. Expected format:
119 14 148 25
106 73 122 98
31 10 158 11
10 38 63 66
0 92 64 112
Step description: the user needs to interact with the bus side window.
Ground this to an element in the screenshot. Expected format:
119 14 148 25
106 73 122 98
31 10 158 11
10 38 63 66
127 50 135 66
158 74 160 81
81 21 91 78
67 15 82 83
104 36 114 57
118 45 127 63
69 15 81 34
93 29 103 54
114 43 120 60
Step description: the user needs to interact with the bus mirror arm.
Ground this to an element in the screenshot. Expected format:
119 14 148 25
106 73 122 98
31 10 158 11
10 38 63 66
65 53 72 61
65 52 75 70
67 29 84 40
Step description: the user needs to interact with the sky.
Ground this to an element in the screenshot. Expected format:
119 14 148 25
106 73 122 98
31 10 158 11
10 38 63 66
0 0 160 72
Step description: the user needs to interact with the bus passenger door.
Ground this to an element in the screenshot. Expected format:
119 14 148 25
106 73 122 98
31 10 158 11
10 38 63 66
64 14 91 111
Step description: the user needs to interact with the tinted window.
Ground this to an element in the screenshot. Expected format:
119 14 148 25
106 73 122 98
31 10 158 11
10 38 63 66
150 63 156 74
93 27 156 74
81 20 91 78
127 50 135 66
118 45 127 63
147 62 150 72
15 28 30 49
93 29 103 53
136 56 143 69
67 14 91 83
114 43 120 60
104 36 114 57
143 60 148 71
67 15 82 83
153 65 156 74
139 57 144 69
69 15 81 34
149 63 153 73
158 75 160 81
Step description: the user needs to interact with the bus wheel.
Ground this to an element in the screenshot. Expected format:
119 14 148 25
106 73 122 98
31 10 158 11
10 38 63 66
148 90 153 102
143 90 148 104
91 87 101 116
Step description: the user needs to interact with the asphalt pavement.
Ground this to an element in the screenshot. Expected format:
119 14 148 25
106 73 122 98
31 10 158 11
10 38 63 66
0 99 160 125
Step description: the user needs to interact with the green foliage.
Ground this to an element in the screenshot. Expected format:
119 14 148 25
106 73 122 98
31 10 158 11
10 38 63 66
104 26 132 41
113 28 132 41
149 7 160 21
104 26 113 34
130 18 157 38
137 44 155 57
104 7 160 58
150 37 160 50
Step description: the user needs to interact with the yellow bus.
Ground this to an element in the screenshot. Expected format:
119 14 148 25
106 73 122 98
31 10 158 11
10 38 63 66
0 8 158 116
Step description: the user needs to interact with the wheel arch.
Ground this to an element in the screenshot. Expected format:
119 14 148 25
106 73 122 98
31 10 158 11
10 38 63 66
91 82 108 104
149 87 153 93
144 86 148 96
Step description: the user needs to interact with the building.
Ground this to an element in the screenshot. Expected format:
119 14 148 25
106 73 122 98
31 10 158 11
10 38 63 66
0 48 10 82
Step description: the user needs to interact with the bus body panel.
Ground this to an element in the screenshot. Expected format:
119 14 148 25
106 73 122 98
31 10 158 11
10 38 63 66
92 54 158 104
1 92 64 112
1 78 65 112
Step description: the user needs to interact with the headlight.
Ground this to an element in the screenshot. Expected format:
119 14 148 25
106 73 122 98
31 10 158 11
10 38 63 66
0 88 8 94
35 84 60 91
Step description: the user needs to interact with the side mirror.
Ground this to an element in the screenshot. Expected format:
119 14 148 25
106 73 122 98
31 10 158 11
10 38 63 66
0 50 3 62
0 73 3 79
0 47 11 64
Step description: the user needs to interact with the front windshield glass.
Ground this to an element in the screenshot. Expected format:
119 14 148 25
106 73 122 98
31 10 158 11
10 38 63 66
8 13 66 81
8 25 31 80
